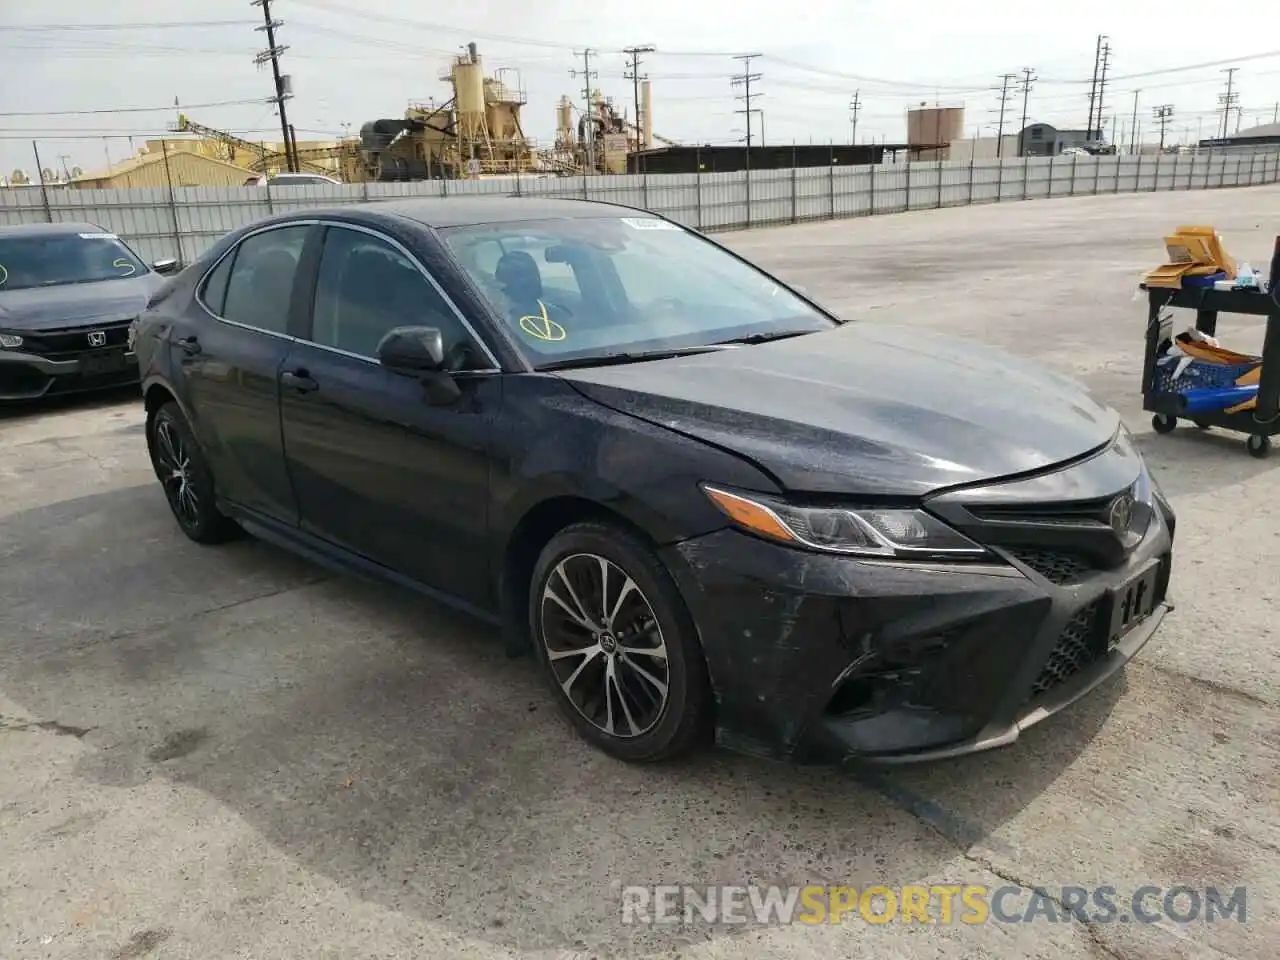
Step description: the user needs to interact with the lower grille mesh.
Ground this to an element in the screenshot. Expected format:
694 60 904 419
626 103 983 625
1007 548 1094 585
1030 601 1102 697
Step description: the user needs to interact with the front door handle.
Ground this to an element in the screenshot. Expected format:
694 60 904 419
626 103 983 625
176 335 201 355
281 369 319 393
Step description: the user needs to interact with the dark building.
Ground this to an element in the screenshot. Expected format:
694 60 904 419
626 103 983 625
1018 123 1104 157
626 142 940 175
1198 122 1280 150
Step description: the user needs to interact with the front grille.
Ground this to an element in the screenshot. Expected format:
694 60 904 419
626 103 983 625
1030 601 1103 697
20 320 133 360
970 497 1116 526
1006 547 1096 585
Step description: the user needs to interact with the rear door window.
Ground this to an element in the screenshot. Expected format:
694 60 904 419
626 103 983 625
220 225 310 334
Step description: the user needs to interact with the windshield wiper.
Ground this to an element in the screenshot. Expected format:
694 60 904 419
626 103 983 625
537 344 728 371
711 330 816 346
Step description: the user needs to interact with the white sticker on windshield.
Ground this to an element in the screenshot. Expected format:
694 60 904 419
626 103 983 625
620 217 680 230
79 232 118 240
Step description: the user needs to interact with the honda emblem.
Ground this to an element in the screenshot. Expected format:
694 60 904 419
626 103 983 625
87 330 107 347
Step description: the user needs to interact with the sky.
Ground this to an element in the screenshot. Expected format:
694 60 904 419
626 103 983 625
3 0 1280 178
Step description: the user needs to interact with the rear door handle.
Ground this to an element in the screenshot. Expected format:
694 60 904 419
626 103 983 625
176 335 201 355
281 369 319 393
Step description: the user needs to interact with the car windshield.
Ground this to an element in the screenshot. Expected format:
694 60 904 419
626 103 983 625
0 232 148 292
438 216 838 368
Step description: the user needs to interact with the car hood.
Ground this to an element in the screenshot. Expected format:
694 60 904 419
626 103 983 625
556 324 1120 497
0 274 162 331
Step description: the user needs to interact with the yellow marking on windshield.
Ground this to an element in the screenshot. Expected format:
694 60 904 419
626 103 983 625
518 300 567 342
0 263 7 286
113 258 137 277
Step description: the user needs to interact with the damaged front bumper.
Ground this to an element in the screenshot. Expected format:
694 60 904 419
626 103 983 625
659 495 1174 764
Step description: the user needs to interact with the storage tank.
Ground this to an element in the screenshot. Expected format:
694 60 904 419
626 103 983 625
907 105 964 146
641 80 653 150
556 96 573 143
453 46 486 139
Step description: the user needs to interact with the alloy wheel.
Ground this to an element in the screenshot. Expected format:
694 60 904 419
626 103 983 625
153 415 201 528
539 552 671 739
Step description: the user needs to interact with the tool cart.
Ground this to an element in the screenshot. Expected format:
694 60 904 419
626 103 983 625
1141 282 1280 457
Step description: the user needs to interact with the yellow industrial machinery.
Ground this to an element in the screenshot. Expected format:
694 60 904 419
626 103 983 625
356 42 538 181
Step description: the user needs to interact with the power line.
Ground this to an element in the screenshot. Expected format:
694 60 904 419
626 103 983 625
1152 104 1174 149
1017 67 1036 156
731 54 764 159
1096 40 1113 140
0 98 267 118
995 73 1017 158
0 20 253 31
623 45 655 145
1218 67 1240 138
251 0 297 172
570 49 599 171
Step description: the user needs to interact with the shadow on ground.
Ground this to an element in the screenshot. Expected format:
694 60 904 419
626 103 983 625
1 484 1128 954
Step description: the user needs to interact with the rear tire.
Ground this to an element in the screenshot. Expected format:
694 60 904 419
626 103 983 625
146 402 241 544
1151 413 1177 434
528 521 712 763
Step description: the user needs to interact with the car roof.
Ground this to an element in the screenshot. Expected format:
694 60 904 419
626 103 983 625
270 196 648 230
0 221 109 239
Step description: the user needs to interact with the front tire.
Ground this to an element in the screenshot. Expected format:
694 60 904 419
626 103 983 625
529 521 712 763
146 402 240 544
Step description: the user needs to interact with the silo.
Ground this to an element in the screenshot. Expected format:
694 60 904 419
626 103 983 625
641 80 653 149
556 96 573 144
907 105 965 146
453 47 487 140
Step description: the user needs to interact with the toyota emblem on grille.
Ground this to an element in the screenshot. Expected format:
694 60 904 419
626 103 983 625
87 330 107 347
1108 492 1135 536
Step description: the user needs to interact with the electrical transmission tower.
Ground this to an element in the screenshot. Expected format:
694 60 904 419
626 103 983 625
623 45 655 148
251 0 296 172
731 54 764 161
570 49 599 172
1152 104 1174 150
995 73 1017 158
1218 68 1239 138
1086 34 1106 137
1016 68 1036 156
848 90 861 144
1095 40 1112 141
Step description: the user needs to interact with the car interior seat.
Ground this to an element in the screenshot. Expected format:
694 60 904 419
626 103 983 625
494 251 544 318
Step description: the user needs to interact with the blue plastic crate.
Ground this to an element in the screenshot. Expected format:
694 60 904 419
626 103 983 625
1153 356 1260 394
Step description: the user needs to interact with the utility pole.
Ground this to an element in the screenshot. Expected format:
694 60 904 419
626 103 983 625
1153 104 1174 151
731 53 763 165
848 89 861 144
1218 68 1239 139
1095 40 1112 141
570 49 598 172
622 45 654 147
251 0 296 172
1129 89 1140 153
1016 67 1036 156
1086 34 1105 136
995 73 1016 158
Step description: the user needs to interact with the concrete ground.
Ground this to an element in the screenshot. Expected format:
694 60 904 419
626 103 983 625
2 186 1278 960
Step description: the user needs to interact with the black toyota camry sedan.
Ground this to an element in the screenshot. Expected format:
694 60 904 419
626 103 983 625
0 222 179 401
132 197 1175 765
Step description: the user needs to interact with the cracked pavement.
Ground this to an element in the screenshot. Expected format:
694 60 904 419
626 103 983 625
2 186 1278 959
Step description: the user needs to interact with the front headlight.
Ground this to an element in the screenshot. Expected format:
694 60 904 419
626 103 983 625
701 484 988 560
0 332 23 349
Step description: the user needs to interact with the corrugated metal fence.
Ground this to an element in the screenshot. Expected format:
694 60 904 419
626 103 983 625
4 151 1279 264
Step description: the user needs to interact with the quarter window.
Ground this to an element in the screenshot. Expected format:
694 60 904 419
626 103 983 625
221 225 310 334
310 226 479 364
200 250 235 315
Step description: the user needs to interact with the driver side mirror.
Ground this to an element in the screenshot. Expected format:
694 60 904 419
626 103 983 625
152 257 180 275
377 326 460 405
